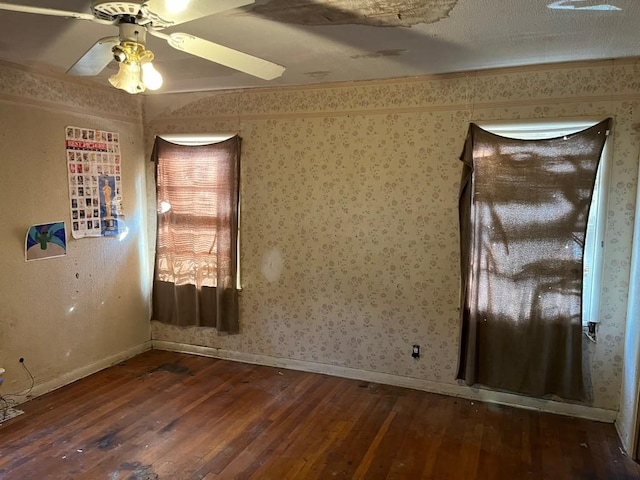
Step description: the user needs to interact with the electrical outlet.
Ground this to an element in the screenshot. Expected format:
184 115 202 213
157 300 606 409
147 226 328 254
412 345 420 359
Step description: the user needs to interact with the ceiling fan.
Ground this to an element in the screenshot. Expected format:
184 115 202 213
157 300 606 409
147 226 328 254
0 1 286 93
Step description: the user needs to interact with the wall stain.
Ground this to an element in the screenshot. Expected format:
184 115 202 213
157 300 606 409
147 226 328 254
249 0 458 27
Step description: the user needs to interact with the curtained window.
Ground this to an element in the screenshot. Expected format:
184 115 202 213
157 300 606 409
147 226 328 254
456 119 611 400
151 135 241 333
478 119 611 330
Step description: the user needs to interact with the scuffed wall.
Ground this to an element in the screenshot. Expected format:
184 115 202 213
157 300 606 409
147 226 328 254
0 62 151 398
145 59 640 415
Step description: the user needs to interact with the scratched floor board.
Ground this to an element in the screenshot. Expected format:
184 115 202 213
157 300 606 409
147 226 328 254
0 349 638 479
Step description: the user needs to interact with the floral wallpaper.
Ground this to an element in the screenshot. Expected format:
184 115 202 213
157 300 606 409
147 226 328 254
0 60 143 121
146 58 640 413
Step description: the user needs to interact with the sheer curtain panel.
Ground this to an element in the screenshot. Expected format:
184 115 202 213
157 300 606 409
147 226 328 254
152 136 241 333
457 119 611 400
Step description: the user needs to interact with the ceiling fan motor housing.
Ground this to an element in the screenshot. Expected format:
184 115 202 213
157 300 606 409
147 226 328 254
91 1 144 21
118 22 148 44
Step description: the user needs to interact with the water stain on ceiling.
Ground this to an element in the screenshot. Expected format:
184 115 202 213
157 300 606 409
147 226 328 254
350 49 407 59
304 70 333 78
250 0 458 27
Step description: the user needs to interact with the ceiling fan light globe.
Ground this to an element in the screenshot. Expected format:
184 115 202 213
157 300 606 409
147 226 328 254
109 61 145 94
141 62 163 90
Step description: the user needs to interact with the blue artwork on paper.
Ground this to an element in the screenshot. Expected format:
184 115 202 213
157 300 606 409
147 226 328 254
25 222 67 261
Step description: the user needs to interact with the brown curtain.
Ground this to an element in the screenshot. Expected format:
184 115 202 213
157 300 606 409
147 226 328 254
457 119 611 400
151 136 241 334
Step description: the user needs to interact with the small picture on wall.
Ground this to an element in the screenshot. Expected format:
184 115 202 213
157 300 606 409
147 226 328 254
25 222 67 261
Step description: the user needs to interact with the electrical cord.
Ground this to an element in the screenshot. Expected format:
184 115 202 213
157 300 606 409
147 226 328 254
0 394 18 422
0 359 35 423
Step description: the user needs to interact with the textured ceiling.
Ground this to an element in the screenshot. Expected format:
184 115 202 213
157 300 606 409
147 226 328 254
0 0 637 94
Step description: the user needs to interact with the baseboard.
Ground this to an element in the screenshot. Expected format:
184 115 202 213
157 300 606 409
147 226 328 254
13 341 152 405
152 340 617 423
614 419 637 458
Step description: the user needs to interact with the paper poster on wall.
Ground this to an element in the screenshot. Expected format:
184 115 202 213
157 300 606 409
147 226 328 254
25 222 67 261
65 126 122 239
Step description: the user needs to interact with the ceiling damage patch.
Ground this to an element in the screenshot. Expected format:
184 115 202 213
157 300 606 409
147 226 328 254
249 0 458 27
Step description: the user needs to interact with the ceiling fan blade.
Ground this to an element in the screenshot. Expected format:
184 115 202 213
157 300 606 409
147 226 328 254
0 2 95 21
144 0 254 27
157 31 285 80
67 36 119 76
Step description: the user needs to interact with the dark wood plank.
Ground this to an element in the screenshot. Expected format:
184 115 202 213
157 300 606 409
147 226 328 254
0 350 638 480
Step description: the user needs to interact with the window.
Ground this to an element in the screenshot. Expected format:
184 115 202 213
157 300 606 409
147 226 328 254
456 118 611 399
477 118 610 329
156 134 242 289
151 135 241 333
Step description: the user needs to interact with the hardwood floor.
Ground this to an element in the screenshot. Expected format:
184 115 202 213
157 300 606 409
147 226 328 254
0 349 639 479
